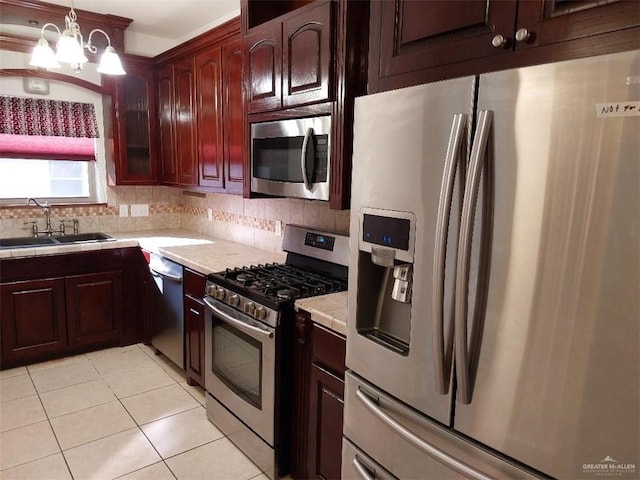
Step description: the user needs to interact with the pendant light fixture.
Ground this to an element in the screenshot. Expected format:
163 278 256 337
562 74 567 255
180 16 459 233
29 1 126 75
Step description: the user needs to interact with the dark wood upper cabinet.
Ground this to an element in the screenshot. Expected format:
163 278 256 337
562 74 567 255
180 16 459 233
222 37 246 194
242 0 368 209
246 23 283 113
282 1 333 108
155 17 243 193
245 0 333 113
196 36 245 192
174 58 198 186
369 0 640 92
111 55 158 185
156 64 177 184
375 0 516 78
516 0 640 49
196 46 225 189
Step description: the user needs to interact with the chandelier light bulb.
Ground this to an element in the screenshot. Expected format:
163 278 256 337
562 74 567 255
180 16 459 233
97 46 126 75
29 5 125 76
29 38 61 69
56 33 88 65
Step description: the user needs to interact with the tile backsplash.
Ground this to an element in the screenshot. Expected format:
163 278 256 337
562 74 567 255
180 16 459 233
0 187 350 253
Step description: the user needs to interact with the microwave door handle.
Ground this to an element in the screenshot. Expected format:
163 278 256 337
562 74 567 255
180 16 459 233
300 127 314 191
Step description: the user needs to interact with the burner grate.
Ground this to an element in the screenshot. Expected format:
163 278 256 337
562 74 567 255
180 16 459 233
219 263 346 302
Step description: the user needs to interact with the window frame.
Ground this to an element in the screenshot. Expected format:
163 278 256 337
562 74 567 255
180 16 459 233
0 157 99 206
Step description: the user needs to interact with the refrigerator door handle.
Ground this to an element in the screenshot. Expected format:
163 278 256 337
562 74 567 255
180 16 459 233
352 456 376 480
455 110 493 404
356 388 495 480
432 113 467 395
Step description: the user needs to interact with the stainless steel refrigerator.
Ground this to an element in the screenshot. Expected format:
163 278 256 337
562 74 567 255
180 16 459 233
343 50 639 479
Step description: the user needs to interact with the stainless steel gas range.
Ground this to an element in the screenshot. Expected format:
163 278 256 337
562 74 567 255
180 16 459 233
203 224 349 479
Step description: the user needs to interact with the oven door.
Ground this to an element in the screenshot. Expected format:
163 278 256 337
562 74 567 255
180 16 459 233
204 297 276 446
250 116 331 201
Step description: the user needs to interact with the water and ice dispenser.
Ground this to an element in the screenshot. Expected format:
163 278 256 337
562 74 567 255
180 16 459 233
355 208 416 356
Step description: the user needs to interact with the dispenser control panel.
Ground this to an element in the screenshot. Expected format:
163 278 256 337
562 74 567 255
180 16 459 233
363 214 411 251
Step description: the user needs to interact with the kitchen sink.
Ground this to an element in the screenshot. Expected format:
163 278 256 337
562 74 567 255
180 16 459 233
54 232 114 243
0 236 59 248
0 232 114 249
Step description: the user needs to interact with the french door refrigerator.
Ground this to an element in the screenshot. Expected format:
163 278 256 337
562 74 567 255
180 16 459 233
343 50 639 479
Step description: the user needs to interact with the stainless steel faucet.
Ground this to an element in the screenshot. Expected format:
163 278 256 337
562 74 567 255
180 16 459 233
26 198 52 236
26 198 80 237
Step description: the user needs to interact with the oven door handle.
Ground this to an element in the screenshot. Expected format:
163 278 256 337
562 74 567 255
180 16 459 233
204 297 274 339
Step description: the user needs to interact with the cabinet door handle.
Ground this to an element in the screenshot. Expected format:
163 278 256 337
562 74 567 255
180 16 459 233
515 28 531 42
491 34 507 48
189 308 200 315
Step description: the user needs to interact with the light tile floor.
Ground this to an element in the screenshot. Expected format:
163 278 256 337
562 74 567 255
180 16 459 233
0 344 268 480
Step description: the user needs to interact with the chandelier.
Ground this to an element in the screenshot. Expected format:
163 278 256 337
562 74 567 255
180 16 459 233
29 2 126 75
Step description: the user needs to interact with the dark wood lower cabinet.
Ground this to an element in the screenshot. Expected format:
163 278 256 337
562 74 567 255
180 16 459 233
184 269 206 387
65 271 123 348
308 363 345 480
0 249 144 369
0 278 67 364
291 312 346 480
185 295 205 387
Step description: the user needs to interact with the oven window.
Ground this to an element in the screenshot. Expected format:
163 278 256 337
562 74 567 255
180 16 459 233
212 319 263 409
253 135 328 183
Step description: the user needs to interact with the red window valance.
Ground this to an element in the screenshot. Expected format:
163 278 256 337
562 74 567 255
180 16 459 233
0 95 99 138
0 134 96 161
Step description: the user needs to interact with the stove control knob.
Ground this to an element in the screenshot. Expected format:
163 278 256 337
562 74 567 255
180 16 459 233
228 294 240 307
244 302 256 316
205 285 216 297
255 306 267 320
214 287 226 301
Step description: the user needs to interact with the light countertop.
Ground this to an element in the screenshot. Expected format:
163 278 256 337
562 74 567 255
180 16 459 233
0 229 285 275
1 228 348 335
295 291 348 336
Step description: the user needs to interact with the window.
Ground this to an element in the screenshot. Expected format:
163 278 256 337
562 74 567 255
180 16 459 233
0 158 95 201
0 95 100 204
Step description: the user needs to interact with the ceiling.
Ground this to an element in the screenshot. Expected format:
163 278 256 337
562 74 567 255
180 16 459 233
39 0 241 41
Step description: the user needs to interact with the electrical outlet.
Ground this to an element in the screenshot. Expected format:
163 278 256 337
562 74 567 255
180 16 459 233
130 204 149 217
207 208 213 222
119 205 129 217
275 220 283 236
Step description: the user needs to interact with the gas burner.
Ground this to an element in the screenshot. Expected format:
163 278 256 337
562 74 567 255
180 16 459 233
277 288 298 300
236 272 256 284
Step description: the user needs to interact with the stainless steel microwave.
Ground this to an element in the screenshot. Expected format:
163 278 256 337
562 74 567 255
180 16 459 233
250 115 331 201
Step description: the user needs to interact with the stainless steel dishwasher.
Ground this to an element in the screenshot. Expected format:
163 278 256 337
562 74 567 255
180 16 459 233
149 252 184 369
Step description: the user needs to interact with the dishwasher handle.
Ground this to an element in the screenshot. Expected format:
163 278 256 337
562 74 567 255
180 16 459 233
150 267 183 283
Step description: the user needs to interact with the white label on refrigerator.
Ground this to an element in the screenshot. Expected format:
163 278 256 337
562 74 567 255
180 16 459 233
596 101 640 117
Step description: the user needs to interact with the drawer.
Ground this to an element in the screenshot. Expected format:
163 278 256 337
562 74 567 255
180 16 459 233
311 323 346 378
184 268 205 299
